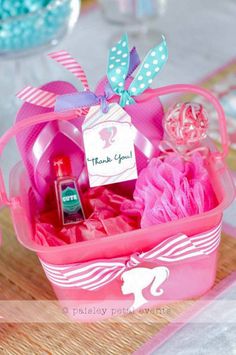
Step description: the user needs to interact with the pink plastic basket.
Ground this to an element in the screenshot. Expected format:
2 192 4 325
0 84 235 322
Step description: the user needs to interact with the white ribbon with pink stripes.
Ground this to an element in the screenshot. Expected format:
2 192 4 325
17 50 89 108
49 50 89 90
40 222 221 291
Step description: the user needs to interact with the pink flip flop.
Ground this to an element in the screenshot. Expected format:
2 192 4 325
15 81 86 208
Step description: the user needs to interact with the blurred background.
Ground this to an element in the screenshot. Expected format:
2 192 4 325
0 0 235 124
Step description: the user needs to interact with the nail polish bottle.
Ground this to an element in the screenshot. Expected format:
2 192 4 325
53 155 84 226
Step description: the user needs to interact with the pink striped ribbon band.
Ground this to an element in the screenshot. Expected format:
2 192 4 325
49 50 89 91
40 222 222 291
17 50 90 108
16 86 57 108
16 85 89 117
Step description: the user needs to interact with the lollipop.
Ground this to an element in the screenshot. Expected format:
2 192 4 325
164 102 209 146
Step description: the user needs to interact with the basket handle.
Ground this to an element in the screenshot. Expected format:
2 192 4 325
0 110 78 206
137 84 229 159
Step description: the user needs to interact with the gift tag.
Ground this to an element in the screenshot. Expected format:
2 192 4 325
82 103 137 187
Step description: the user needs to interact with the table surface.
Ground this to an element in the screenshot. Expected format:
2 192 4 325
0 1 236 354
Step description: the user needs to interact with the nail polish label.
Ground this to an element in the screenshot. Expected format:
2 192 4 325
82 103 137 187
59 181 84 225
62 186 81 213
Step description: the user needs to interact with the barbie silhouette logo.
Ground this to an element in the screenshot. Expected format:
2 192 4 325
99 126 117 149
121 266 169 312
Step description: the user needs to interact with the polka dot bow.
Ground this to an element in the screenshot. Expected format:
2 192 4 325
107 34 168 107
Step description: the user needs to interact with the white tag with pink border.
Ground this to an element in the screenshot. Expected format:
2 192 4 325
82 103 137 187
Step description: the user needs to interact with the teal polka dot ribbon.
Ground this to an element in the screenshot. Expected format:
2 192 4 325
107 34 168 107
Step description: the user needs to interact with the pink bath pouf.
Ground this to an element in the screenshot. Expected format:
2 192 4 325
123 152 217 228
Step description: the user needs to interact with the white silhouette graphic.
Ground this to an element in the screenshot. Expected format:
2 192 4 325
121 266 169 312
99 126 117 148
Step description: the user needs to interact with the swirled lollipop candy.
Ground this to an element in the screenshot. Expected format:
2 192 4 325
164 102 209 146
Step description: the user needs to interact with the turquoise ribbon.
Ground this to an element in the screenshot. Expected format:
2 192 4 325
107 34 168 107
